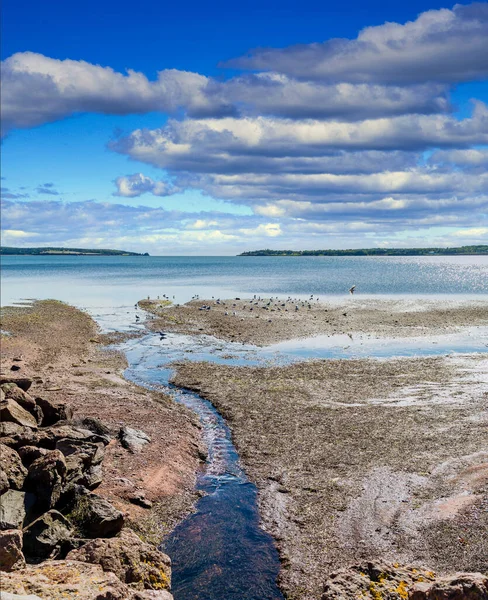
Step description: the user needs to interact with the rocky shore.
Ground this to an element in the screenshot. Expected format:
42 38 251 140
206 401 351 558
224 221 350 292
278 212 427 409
0 300 205 599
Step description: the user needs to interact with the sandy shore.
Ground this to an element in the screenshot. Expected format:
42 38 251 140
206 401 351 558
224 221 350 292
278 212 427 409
0 300 205 544
140 296 488 346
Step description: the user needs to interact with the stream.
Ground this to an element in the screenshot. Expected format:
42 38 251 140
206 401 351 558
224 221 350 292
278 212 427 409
113 323 488 600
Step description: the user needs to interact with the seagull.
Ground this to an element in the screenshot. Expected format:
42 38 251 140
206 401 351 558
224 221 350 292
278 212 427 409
349 285 356 295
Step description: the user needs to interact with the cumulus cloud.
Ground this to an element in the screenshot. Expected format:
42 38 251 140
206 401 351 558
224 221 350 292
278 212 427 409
227 3 488 84
114 173 179 197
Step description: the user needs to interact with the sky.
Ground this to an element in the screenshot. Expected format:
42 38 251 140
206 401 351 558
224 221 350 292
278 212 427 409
1 0 487 255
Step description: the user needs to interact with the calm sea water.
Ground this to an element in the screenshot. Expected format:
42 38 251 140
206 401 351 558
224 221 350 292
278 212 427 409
2 255 487 311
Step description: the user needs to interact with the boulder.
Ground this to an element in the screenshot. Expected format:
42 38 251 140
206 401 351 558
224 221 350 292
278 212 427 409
17 446 49 468
0 490 36 530
55 438 105 489
134 592 174 600
79 417 112 440
0 398 37 429
0 423 25 438
0 529 26 571
22 510 73 560
25 450 66 510
128 490 153 509
0 592 42 600
49 424 110 446
410 573 488 599
67 492 125 538
1 384 36 414
4 425 108 452
0 378 33 392
35 397 73 426
0 445 27 490
0 559 132 599
67 528 171 591
119 426 151 453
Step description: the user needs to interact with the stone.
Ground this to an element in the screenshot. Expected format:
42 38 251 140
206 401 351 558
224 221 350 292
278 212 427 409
10 365 21 371
0 559 132 599
0 398 38 429
67 492 125 538
0 529 26 571
0 378 32 392
1 384 36 414
128 490 153 509
119 426 151 453
410 573 488 599
0 490 35 530
80 417 112 439
22 510 73 560
0 445 27 490
0 422 25 438
135 592 174 600
17 446 49 468
56 438 105 489
0 469 9 495
35 397 74 426
25 450 67 510
67 528 171 590
0 592 42 600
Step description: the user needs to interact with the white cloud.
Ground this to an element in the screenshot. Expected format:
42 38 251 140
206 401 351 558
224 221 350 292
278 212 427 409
114 173 179 198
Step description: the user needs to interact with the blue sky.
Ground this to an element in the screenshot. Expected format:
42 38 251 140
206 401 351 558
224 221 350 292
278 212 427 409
1 0 487 254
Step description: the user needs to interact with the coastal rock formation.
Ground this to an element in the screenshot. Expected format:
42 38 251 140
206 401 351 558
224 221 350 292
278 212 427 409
0 445 27 490
22 510 73 560
0 529 26 571
321 562 488 600
66 490 125 538
67 528 171 590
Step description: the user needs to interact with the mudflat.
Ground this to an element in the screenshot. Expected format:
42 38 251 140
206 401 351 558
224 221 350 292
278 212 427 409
0 300 204 543
140 297 488 346
162 297 488 600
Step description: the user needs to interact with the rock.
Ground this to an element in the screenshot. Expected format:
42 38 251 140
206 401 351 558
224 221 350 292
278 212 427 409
1 384 36 414
0 422 25 438
0 445 27 490
0 490 35 530
25 450 66 510
80 417 112 440
128 490 153 509
134 592 174 600
35 397 73 426
4 424 108 451
49 424 110 446
0 378 32 392
0 592 42 600
67 528 171 590
17 446 49 468
66 492 125 538
322 562 437 600
119 426 151 453
0 559 133 599
410 573 488 599
0 398 38 429
0 469 9 495
22 510 73 560
56 438 105 489
0 529 26 571
10 365 21 372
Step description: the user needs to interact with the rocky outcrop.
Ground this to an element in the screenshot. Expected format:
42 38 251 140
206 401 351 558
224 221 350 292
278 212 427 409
67 528 171 590
0 377 33 391
0 529 26 571
0 378 173 598
119 426 151 453
321 562 488 600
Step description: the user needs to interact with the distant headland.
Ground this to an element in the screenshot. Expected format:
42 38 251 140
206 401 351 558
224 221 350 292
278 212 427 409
1 246 149 256
239 245 488 257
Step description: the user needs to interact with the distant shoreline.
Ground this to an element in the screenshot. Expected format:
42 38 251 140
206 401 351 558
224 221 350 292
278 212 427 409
239 245 488 257
1 246 149 256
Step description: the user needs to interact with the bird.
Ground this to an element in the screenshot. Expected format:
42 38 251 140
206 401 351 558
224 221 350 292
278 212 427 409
349 285 356 295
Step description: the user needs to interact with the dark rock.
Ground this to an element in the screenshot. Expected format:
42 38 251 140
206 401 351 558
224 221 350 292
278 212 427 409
80 417 112 438
0 377 33 392
35 397 74 426
56 438 105 489
119 426 151 453
0 529 26 571
23 510 73 560
0 445 27 490
0 398 38 429
49 424 109 446
5 425 109 452
0 490 36 530
67 493 124 538
67 528 171 590
25 450 67 510
17 446 49 468
1 384 36 414
10 365 21 372
410 573 488 599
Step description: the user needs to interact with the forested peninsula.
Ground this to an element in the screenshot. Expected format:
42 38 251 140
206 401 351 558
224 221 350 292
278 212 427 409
1 247 149 256
239 245 488 256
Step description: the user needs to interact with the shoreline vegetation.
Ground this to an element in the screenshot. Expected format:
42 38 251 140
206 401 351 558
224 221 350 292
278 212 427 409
0 247 149 256
239 245 488 256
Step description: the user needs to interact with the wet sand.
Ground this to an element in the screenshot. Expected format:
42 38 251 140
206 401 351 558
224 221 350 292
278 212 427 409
140 297 488 346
